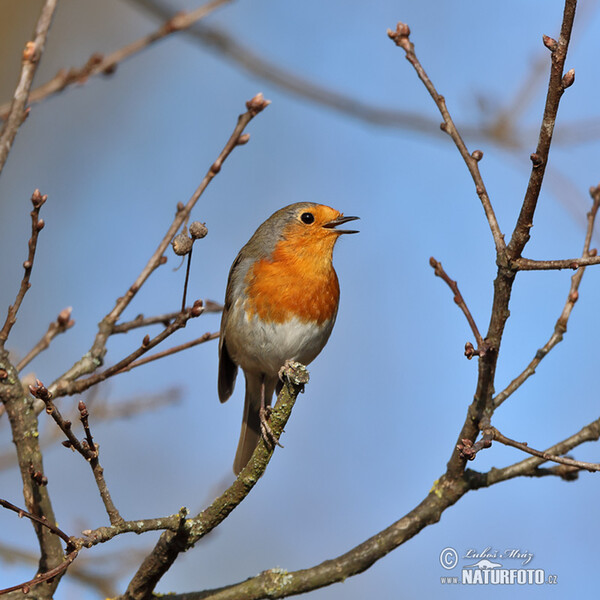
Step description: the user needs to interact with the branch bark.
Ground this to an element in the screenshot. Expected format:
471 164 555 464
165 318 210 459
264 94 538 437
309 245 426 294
0 0 58 178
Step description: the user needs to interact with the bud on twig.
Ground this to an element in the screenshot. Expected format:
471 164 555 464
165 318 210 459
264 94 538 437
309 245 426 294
387 22 412 52
57 306 74 327
246 92 271 115
30 189 47 208
542 34 558 51
530 153 543 168
561 68 575 89
237 133 250 146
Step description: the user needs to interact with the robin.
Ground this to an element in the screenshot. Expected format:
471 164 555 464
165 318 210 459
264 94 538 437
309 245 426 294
218 202 358 474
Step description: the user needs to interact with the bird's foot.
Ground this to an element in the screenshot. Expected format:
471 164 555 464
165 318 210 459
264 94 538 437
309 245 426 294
259 405 283 449
278 360 310 388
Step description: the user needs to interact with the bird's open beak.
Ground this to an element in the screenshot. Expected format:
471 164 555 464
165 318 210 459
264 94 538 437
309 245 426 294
323 214 360 234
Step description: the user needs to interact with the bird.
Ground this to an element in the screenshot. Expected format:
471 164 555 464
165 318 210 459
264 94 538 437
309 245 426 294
218 202 358 474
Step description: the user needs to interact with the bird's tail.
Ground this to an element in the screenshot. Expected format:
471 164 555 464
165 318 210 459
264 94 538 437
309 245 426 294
233 374 277 475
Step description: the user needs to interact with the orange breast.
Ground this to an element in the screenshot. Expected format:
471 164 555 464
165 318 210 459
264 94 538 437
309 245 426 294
245 236 340 325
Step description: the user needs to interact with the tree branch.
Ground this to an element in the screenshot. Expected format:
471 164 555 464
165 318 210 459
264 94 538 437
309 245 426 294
0 356 64 596
30 381 123 526
115 331 219 374
513 254 600 270
491 426 600 471
506 0 578 259
387 23 505 254
494 183 599 408
0 190 47 347
47 94 268 402
0 0 58 178
429 257 483 347
122 363 309 600
16 307 75 372
0 0 233 122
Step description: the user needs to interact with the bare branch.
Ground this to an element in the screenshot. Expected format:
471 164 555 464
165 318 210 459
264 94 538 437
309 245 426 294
115 331 219 374
0 360 63 589
513 253 600 270
122 364 309 600
492 426 600 471
0 549 78 596
47 95 268 401
30 381 123 526
387 23 505 254
0 499 76 596
16 307 75 371
0 190 47 347
494 184 600 408
429 257 483 347
111 301 222 334
0 0 234 122
0 0 58 178
53 304 204 398
506 0 578 259
0 498 72 547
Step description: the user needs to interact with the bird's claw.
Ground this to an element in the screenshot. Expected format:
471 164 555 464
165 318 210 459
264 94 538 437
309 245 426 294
259 406 283 449
278 360 310 386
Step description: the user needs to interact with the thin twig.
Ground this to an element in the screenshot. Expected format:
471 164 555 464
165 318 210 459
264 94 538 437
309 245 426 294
54 305 203 398
429 257 483 347
0 549 78 596
131 1 599 152
0 190 47 347
0 0 233 122
0 498 78 596
0 498 73 547
506 0 578 259
513 254 600 270
48 94 268 401
494 184 600 408
16 307 75 371
0 0 58 178
181 248 193 312
122 363 309 600
29 381 124 526
115 331 219 374
478 417 600 486
387 23 506 254
111 302 222 334
491 427 600 472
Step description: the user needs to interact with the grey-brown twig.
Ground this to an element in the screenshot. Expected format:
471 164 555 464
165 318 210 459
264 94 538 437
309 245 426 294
47 94 268 402
0 497 77 596
16 307 75 371
0 0 58 178
0 0 233 123
29 380 124 526
115 331 219 374
122 363 309 600
512 254 600 270
111 302 222 334
491 427 600 472
429 257 483 347
53 304 204 398
506 0 578 259
494 183 599 408
387 22 505 254
0 190 47 347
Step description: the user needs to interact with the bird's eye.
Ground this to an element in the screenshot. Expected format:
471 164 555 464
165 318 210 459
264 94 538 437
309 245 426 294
300 212 315 225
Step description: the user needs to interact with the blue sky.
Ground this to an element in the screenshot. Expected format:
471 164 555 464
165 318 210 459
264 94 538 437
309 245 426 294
1 0 599 598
